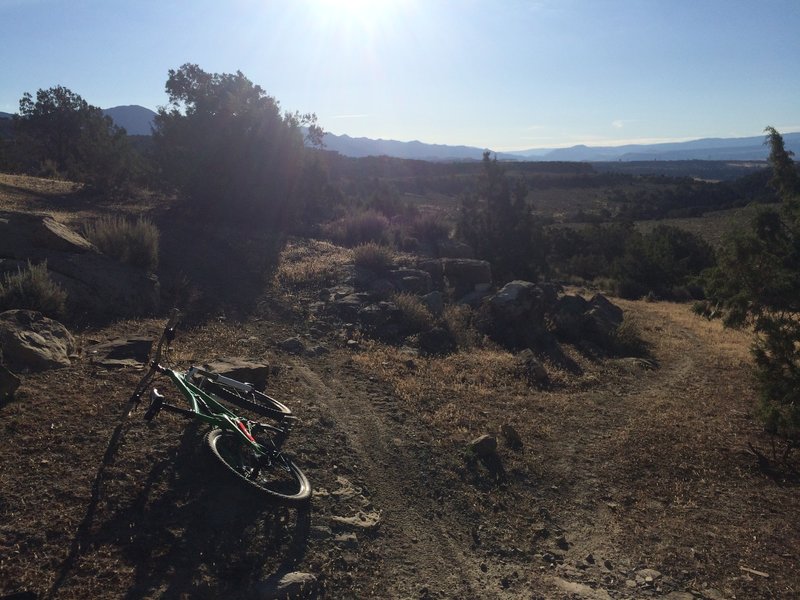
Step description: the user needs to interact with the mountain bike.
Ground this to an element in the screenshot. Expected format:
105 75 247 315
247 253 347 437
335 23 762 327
127 310 311 504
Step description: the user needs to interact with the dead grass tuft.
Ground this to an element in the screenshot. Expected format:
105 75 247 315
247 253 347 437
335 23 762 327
275 239 352 289
352 242 395 273
392 292 435 332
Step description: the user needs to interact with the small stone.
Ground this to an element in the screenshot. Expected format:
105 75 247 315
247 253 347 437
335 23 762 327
278 337 305 354
468 434 497 458
625 579 637 588
346 339 359 349
331 510 381 531
585 554 595 564
333 533 359 548
603 559 614 570
500 424 523 449
555 536 570 550
255 572 318 600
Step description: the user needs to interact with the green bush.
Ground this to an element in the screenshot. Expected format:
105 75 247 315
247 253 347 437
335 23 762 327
0 261 67 317
352 242 395 273
83 216 159 271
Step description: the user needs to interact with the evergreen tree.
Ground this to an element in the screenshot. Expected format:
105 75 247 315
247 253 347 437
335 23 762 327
14 86 133 191
458 152 547 282
704 127 800 442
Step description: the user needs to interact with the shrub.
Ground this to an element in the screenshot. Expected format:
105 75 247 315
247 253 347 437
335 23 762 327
352 242 395 273
443 304 482 348
409 213 450 245
0 261 67 317
83 216 159 271
393 292 435 333
325 210 390 247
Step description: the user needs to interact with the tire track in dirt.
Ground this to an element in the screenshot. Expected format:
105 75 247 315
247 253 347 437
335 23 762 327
289 357 510 599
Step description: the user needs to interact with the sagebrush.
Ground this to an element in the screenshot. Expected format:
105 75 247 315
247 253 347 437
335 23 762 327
83 216 159 270
0 261 67 317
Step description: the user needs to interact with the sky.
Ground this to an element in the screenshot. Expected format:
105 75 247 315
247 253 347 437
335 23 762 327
1 0 799 151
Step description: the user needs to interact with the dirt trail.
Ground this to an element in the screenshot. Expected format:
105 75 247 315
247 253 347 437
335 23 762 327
290 359 496 598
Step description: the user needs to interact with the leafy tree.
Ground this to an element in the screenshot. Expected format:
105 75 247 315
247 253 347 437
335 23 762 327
458 152 547 282
13 86 134 191
153 64 323 227
704 127 800 445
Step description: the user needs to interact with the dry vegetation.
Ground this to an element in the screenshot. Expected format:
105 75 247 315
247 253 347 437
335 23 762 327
1 174 798 599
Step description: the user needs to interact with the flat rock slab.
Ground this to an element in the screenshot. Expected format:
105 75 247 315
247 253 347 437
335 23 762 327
86 336 153 368
202 358 271 390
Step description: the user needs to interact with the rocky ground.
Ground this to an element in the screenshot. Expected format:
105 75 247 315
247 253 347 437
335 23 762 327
1 174 798 599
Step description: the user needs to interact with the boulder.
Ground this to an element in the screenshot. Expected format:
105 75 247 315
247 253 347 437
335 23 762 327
436 239 474 259
441 259 492 298
0 363 21 400
417 259 445 290
389 268 432 295
551 294 590 341
0 212 160 320
551 293 624 343
202 358 271 390
420 291 444 317
0 310 75 372
0 212 96 257
45 253 160 320
86 336 153 368
278 337 305 355
586 294 624 338
332 293 373 321
481 281 550 349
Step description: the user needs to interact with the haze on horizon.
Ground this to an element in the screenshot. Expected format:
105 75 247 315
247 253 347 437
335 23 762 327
2 0 799 152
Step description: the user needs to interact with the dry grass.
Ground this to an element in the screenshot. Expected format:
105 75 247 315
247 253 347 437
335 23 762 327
392 292 435 332
352 242 395 273
274 239 352 289
442 304 482 349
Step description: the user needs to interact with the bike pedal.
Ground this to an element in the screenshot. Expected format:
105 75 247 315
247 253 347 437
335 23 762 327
144 388 165 421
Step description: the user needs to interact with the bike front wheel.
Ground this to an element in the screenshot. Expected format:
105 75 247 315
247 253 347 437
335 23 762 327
204 428 311 505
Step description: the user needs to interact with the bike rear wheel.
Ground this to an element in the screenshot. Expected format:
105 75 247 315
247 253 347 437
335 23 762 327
204 428 311 504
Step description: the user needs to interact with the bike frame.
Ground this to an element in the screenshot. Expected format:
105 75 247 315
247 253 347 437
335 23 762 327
129 313 289 456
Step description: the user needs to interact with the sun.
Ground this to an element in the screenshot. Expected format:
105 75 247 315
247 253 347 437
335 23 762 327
313 0 411 34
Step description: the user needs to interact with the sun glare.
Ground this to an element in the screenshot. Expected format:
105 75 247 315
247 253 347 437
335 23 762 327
313 0 410 34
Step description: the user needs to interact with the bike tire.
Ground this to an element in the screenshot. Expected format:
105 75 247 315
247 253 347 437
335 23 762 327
204 428 311 505
200 381 292 420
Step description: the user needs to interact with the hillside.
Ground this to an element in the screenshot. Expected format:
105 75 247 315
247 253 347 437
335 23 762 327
0 174 797 599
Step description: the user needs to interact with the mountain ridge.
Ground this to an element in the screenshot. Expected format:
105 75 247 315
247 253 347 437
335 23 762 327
11 104 800 162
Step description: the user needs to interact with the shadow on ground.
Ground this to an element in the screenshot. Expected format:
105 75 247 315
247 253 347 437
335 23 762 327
48 419 311 600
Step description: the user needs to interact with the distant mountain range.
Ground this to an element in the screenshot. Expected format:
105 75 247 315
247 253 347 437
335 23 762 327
5 104 799 162
102 105 156 135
